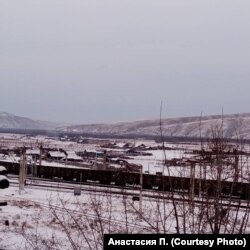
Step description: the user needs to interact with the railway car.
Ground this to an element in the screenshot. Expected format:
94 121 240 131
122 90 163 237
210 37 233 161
0 159 250 200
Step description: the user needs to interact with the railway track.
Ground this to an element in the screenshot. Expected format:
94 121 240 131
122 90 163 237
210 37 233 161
7 173 140 191
7 175 250 209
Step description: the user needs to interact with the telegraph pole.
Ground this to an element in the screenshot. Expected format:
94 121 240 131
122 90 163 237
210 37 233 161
102 150 107 170
39 143 42 167
139 165 143 217
189 161 195 205
19 148 27 194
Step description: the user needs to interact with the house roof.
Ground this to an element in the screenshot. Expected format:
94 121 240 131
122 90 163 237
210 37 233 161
48 151 66 158
65 151 82 160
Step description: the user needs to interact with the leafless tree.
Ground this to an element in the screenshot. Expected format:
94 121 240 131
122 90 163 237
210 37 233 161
159 112 250 234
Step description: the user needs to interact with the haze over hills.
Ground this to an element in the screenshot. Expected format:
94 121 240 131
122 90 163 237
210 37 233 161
1 111 250 139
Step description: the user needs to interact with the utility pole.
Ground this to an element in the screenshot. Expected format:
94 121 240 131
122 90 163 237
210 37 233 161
39 144 42 167
189 161 196 234
189 161 195 205
19 148 27 194
102 150 107 170
234 150 239 182
139 165 143 217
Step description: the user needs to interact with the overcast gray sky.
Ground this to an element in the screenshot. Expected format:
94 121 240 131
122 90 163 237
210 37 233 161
1 0 250 124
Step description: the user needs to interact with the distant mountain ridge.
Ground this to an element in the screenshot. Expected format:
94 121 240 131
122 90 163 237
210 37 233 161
59 113 250 139
1 111 250 139
0 112 62 130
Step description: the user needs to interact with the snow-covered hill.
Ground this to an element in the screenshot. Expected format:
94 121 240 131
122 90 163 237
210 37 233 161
2 111 250 139
0 112 61 130
60 113 250 139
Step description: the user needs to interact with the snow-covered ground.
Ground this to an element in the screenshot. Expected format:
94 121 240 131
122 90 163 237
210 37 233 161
0 184 174 250
1 133 250 249
127 148 194 174
1 181 250 250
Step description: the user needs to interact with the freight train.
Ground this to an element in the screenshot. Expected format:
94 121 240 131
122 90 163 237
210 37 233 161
1 160 250 200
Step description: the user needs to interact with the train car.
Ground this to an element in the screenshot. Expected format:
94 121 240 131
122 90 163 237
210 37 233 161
0 159 250 200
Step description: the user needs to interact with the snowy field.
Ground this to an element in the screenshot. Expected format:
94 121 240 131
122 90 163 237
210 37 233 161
1 181 250 250
1 133 250 249
0 184 177 250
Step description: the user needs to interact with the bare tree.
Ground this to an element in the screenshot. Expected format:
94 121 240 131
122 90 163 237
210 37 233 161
159 113 250 234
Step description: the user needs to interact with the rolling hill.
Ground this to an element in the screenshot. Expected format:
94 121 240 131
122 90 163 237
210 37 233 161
59 113 250 140
0 112 61 130
1 111 250 139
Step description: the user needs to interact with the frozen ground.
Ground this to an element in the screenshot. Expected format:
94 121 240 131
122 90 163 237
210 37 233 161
0 183 179 250
1 134 250 249
1 181 250 250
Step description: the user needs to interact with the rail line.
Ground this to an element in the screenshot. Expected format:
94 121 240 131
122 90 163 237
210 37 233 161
7 175 250 209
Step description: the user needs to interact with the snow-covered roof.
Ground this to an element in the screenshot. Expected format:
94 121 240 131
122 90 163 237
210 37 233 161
65 151 82 160
65 150 75 154
85 149 97 153
48 151 66 158
26 149 40 155
40 160 90 169
0 154 20 163
85 150 104 155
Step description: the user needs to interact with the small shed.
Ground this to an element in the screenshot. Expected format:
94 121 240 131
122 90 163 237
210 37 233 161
125 149 138 156
63 151 83 162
